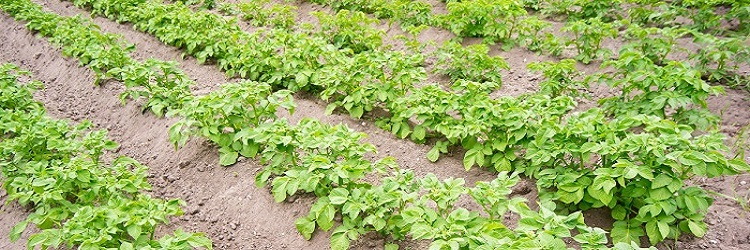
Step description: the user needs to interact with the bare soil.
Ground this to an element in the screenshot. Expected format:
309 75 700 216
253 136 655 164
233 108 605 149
0 1 749 250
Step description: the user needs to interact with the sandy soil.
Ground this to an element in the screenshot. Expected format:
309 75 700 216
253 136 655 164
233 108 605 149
0 0 749 250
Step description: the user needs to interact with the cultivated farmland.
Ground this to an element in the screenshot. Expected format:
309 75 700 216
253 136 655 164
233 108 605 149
1 0 749 249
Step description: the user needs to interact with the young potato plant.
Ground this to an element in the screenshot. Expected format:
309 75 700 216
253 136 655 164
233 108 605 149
527 59 587 98
250 119 387 200
402 172 656 250
531 109 749 244
218 0 297 29
385 0 434 29
516 16 555 54
0 63 212 249
112 59 195 117
620 24 690 65
433 41 509 85
538 0 622 21
312 0 433 30
439 0 528 48
168 81 295 166
626 1 682 28
126 1 242 64
387 80 575 171
596 52 724 130
562 17 620 64
690 32 750 88
319 50 425 119
300 168 419 250
312 10 385 53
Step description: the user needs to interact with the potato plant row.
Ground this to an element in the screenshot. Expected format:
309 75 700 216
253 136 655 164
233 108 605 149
0 1 663 249
53 0 750 246
307 0 750 86
0 63 212 249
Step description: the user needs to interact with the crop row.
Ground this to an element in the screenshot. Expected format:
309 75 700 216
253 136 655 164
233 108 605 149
306 0 749 86
53 0 750 246
0 1 662 249
0 63 212 249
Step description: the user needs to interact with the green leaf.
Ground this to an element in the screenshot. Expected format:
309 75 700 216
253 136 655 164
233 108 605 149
325 103 337 115
384 243 400 250
121 242 134 250
186 234 213 249
219 150 239 166
645 220 662 244
611 206 627 221
329 188 349 205
350 105 364 119
10 220 28 242
317 203 336 231
688 220 707 237
412 125 426 141
657 220 670 240
427 145 441 162
652 174 672 189
331 231 350 250
649 187 672 201
295 217 316 240
27 233 47 248
410 223 432 239
463 147 483 170
611 221 643 244
127 224 141 239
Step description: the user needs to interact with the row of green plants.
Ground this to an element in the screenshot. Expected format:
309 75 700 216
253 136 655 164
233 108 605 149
0 63 212 249
0 0 193 118
306 0 750 86
217 0 296 29
529 0 750 37
1 1 660 249
59 0 750 246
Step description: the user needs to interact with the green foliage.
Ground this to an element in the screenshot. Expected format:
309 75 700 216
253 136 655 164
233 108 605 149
218 0 297 28
319 50 425 119
527 59 587 98
0 62 212 249
111 59 195 116
690 32 750 87
516 16 556 54
312 10 385 53
1 0 194 117
597 52 724 129
562 17 620 64
439 0 528 47
538 0 622 21
620 24 689 65
37 0 750 248
169 81 295 166
434 41 508 85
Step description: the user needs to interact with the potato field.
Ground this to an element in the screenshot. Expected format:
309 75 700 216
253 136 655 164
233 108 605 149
1 0 750 249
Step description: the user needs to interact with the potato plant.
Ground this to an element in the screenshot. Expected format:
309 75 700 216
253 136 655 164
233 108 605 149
218 0 297 29
562 17 620 64
438 0 528 47
433 41 509 85
311 10 385 53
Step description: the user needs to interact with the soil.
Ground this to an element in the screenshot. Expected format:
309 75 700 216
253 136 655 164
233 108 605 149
0 0 749 250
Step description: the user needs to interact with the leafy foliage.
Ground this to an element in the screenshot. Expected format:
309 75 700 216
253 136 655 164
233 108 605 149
218 0 297 28
562 17 620 64
0 63 212 249
433 41 508 85
312 10 385 53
